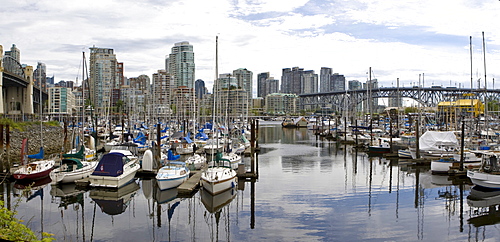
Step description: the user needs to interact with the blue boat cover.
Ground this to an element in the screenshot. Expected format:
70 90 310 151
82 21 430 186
28 147 44 159
133 132 147 145
92 152 126 177
93 198 126 215
202 123 213 130
183 136 193 144
167 149 180 160
195 132 208 141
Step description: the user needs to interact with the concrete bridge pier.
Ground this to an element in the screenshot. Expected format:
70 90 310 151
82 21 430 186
0 45 3 115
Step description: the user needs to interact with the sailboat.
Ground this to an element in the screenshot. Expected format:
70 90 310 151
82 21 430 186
50 145 98 184
50 52 99 184
13 140 56 180
155 150 190 190
201 36 238 195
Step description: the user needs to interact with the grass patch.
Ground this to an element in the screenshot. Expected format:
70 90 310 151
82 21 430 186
0 119 60 131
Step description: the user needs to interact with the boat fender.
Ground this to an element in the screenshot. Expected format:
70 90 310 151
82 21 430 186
27 166 32 173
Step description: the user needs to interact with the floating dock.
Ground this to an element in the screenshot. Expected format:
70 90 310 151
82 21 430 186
177 171 201 195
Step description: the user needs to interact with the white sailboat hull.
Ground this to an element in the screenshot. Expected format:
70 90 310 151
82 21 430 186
50 161 98 184
201 167 237 195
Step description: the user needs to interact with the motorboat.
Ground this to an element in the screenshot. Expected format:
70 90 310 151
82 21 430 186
467 152 500 189
88 150 140 188
431 152 482 174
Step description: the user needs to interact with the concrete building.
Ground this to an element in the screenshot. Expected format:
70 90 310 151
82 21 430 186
320 67 332 93
302 70 318 94
257 72 269 98
331 73 345 91
167 41 195 88
265 93 298 115
265 77 279 97
151 69 172 117
195 79 207 99
348 80 362 90
33 62 47 91
233 68 253 100
5 44 20 63
281 67 318 95
48 86 75 120
89 47 118 113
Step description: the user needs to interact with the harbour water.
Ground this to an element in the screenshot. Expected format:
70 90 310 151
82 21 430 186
2 121 500 241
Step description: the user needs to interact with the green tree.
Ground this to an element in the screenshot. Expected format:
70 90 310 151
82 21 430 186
0 201 55 242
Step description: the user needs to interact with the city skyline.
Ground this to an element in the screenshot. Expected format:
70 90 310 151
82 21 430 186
2 0 500 93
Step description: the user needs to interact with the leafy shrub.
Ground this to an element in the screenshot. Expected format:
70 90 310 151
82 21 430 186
0 200 55 241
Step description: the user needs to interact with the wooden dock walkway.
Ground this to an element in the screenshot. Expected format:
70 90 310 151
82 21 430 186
177 171 201 195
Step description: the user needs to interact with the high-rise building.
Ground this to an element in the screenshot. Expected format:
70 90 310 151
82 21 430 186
167 41 195 88
257 72 269 98
320 67 332 93
348 80 362 90
33 62 47 91
127 74 150 118
265 77 279 97
195 79 207 99
5 44 20 63
302 70 318 94
152 70 172 116
233 68 253 100
330 73 345 91
89 47 118 113
46 75 55 85
281 67 317 95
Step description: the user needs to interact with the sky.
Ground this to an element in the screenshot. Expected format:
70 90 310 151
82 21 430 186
2 0 500 94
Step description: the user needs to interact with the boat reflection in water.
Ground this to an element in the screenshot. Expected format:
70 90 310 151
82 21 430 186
50 183 86 209
90 180 140 215
467 186 500 227
201 187 237 213
201 187 238 241
13 176 52 200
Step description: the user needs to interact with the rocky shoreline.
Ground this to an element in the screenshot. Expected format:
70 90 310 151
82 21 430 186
1 124 65 163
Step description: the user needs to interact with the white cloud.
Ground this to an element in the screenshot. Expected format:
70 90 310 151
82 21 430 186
2 0 500 94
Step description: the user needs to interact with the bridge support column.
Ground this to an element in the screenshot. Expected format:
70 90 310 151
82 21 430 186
0 45 3 115
23 66 34 116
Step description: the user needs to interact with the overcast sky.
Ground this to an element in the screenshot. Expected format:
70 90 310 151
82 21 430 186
2 0 500 93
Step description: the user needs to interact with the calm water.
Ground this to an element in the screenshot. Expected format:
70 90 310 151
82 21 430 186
2 121 500 241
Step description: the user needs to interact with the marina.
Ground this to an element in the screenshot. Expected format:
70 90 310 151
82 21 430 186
1 121 500 241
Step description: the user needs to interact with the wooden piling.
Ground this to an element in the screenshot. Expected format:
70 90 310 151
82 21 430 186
5 125 10 171
0 124 4 172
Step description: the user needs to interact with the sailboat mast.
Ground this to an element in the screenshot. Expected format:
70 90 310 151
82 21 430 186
470 36 473 121
482 31 489 145
39 68 43 148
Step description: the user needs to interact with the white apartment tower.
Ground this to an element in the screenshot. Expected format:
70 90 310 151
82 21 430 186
167 41 195 88
89 47 117 113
